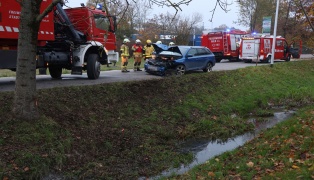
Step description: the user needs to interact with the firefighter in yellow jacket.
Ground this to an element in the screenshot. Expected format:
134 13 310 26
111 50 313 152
120 38 130 72
143 39 155 61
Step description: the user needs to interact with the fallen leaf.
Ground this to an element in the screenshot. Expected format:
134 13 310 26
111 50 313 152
24 167 30 171
266 169 274 173
292 165 300 169
208 171 215 177
246 161 254 168
196 175 205 180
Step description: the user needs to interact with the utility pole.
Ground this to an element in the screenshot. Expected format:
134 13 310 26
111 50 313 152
162 24 166 43
193 28 195 46
270 0 279 67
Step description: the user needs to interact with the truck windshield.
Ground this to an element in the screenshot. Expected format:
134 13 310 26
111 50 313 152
94 14 110 31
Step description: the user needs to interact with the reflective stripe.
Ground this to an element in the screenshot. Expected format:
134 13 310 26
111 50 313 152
120 44 130 56
0 25 53 34
5 26 12 32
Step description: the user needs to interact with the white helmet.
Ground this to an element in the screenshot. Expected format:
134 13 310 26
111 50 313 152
156 40 162 44
169 42 175 46
123 38 130 43
135 39 141 43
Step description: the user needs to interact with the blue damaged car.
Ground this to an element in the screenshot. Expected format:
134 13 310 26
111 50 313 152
144 44 216 76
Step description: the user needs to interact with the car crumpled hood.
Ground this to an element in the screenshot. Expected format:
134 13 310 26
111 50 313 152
152 43 168 54
152 44 183 57
158 51 182 57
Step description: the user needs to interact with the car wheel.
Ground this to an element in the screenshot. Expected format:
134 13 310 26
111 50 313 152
87 54 100 79
175 65 186 75
203 62 213 72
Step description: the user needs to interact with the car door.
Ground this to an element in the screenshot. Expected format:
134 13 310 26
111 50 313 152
274 39 285 60
185 48 201 70
196 48 212 68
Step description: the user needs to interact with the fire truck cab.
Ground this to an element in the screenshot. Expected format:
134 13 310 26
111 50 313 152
201 30 248 62
239 35 300 63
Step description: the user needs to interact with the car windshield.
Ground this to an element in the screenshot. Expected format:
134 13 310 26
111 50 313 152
177 46 190 55
166 46 189 55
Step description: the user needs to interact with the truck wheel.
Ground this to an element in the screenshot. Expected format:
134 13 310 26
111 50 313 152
39 68 47 75
87 54 100 79
49 66 62 79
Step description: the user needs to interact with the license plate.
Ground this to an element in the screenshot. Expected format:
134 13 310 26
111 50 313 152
148 65 158 71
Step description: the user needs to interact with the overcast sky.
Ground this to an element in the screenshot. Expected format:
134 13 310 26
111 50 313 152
65 0 247 30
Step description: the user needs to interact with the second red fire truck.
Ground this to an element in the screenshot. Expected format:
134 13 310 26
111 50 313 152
238 35 301 63
201 30 248 62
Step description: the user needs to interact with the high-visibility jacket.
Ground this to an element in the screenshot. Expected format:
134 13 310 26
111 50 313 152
143 45 155 58
120 44 130 57
132 44 143 53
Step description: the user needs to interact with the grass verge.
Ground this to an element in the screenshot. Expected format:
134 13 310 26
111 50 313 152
0 60 314 179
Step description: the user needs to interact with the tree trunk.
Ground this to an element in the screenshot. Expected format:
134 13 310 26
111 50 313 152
13 1 41 121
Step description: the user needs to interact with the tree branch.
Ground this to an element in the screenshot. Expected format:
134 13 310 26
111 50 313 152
36 0 63 23
298 0 314 32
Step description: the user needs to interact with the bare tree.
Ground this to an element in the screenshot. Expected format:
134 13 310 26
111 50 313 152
175 13 203 45
13 0 62 121
147 12 202 45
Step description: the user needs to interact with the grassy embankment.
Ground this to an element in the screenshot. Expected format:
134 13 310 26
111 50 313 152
0 60 313 179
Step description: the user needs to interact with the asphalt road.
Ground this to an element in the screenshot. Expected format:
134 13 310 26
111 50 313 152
0 54 312 92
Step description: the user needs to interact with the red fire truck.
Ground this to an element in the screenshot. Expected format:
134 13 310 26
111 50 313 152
239 35 301 63
0 0 118 79
201 30 248 62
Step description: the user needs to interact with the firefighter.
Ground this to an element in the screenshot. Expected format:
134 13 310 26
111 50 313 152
120 38 130 72
169 42 175 46
156 40 162 44
132 39 143 71
143 39 155 61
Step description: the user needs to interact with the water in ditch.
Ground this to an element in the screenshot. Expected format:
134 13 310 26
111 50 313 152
142 110 295 180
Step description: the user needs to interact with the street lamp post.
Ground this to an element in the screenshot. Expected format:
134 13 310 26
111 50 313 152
162 24 166 43
270 0 280 67
193 28 195 46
